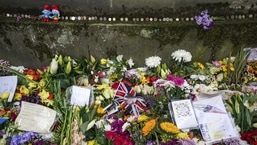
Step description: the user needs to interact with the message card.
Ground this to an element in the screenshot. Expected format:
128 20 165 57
0 76 18 102
171 99 198 129
66 86 93 106
15 101 57 133
193 95 239 144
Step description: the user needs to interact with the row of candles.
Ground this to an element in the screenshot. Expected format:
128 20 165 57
3 13 257 22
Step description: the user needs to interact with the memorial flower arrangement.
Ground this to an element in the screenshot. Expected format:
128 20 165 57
0 48 257 145
194 10 214 30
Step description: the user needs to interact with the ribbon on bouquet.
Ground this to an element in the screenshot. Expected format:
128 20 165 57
104 79 148 116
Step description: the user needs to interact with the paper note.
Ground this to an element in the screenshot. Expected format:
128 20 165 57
15 101 57 133
171 99 198 129
0 76 17 102
248 48 257 62
193 95 238 144
67 86 92 106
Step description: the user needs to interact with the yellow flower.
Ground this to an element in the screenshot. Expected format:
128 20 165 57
96 84 110 90
197 62 205 70
229 63 235 71
160 122 180 134
19 85 30 95
43 99 53 106
137 115 149 122
28 82 37 90
221 65 227 72
109 74 118 81
39 79 47 88
88 139 99 145
96 106 106 114
38 89 50 100
142 119 156 136
176 132 189 139
14 93 22 100
26 75 33 80
100 58 107 65
0 92 10 99
140 76 149 84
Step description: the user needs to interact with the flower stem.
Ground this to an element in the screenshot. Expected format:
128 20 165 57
154 132 160 145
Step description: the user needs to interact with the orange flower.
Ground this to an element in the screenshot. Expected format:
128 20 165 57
142 119 156 136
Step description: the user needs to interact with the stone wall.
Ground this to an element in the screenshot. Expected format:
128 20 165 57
0 0 257 68
1 19 257 68
0 0 239 15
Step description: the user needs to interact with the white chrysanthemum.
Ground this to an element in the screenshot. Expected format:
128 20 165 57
145 56 162 68
171 49 192 62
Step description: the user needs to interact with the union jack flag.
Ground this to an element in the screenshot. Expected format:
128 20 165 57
111 79 148 116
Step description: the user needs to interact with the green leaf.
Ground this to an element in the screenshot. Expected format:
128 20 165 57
84 127 96 141
88 107 97 120
226 103 233 114
80 120 90 134
245 108 252 127
235 98 240 114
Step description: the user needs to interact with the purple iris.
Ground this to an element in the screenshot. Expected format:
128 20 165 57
195 10 213 30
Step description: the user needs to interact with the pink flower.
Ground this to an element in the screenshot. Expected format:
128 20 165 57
212 60 221 67
173 77 185 86
167 74 184 86
166 74 176 81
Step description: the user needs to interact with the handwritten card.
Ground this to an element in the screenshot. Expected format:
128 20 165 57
193 95 239 144
171 99 198 129
66 86 93 106
15 101 57 133
0 76 17 102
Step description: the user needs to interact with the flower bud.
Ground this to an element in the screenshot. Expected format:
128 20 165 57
49 58 58 74
65 61 72 75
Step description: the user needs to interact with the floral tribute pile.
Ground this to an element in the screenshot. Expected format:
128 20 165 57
0 48 257 145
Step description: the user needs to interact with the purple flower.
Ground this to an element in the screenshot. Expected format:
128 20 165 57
110 118 129 135
160 139 179 145
10 131 40 145
146 140 157 145
21 94 41 104
188 93 196 101
195 10 213 30
177 139 196 145
16 16 21 22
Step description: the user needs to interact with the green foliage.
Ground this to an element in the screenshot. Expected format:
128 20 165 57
226 94 257 133
227 48 250 85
